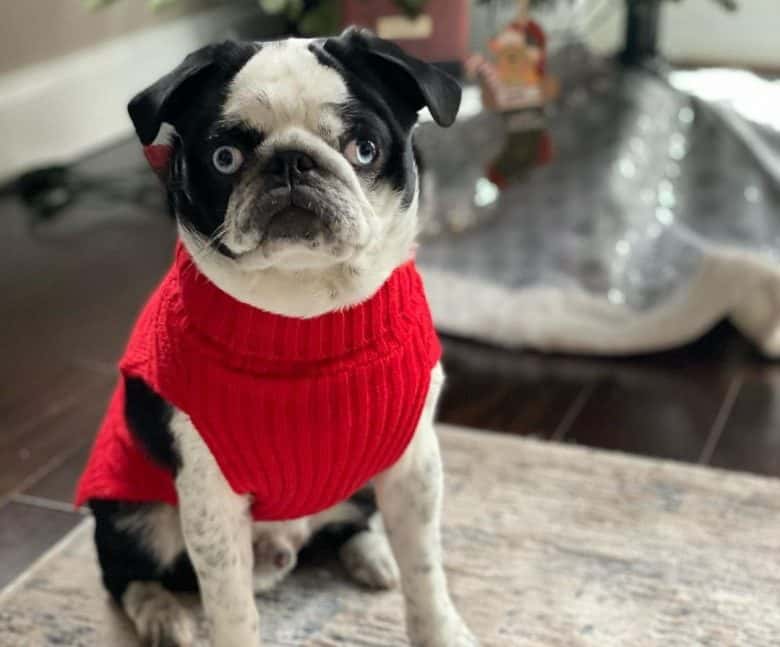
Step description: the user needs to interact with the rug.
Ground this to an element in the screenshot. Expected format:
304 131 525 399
2 425 780 646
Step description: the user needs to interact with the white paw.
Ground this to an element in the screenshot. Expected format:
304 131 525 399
407 612 478 647
340 530 400 590
123 582 196 647
252 534 298 593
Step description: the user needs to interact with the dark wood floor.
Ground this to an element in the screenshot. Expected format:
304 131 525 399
2 140 779 589
439 324 776 473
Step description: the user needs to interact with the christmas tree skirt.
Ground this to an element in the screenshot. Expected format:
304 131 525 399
2 425 780 646
417 55 780 357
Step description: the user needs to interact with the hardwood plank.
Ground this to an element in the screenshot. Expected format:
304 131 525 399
23 443 92 505
709 368 780 476
439 336 592 437
564 376 719 461
0 374 113 499
0 153 174 500
562 322 755 461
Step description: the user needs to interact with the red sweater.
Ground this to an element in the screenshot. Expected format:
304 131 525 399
75 245 441 520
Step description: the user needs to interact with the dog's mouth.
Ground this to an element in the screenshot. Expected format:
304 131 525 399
235 201 346 271
264 206 327 243
252 186 339 247
228 184 369 270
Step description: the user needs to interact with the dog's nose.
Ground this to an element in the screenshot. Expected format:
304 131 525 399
266 150 316 184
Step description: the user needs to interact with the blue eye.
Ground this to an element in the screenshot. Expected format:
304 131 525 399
212 145 244 174
345 139 378 167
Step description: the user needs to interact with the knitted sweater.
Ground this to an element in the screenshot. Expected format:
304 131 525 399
75 244 441 521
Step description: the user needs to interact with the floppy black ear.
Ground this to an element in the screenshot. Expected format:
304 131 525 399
127 40 258 172
129 43 219 146
324 27 462 127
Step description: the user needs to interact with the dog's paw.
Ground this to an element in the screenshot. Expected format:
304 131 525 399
340 529 399 590
252 532 298 593
408 611 478 647
123 582 196 647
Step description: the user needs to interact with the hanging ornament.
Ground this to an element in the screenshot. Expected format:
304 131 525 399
467 0 558 186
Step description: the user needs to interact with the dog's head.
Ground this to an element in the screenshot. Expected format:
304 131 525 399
129 29 460 312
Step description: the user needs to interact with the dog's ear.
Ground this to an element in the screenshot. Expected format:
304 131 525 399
323 27 462 128
128 40 257 175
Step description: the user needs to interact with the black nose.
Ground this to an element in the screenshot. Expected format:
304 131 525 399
266 150 316 184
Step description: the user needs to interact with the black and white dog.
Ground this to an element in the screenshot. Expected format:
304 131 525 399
88 28 475 647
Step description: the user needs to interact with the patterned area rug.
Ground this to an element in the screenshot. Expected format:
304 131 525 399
2 425 780 646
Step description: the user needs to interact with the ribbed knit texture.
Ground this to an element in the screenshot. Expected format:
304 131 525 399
75 244 441 521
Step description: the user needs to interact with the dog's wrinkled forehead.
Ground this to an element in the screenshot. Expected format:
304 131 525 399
223 40 348 138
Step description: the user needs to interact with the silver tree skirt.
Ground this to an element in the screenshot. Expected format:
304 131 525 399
415 47 780 356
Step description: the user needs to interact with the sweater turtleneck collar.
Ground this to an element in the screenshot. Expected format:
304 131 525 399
174 243 422 363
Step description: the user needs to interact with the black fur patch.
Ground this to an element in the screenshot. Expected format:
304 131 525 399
90 500 197 602
124 376 178 472
130 40 260 245
349 485 379 519
301 486 379 566
171 120 264 245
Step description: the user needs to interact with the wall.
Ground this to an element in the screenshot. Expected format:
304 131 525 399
661 0 780 69
0 1 276 182
0 0 219 76
579 0 780 68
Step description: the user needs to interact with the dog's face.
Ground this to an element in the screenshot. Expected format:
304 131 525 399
130 29 460 279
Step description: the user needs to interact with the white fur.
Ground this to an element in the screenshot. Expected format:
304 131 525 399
251 501 364 593
251 517 308 593
123 581 195 647
170 411 261 646
375 364 476 647
223 39 348 137
339 514 400 590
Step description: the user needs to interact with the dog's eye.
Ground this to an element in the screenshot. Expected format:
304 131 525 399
344 139 378 168
212 145 244 175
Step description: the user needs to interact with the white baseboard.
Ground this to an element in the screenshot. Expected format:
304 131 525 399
0 5 258 183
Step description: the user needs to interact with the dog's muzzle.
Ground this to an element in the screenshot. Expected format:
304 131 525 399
249 149 338 244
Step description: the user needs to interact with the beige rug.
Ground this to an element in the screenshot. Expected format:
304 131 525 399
2 425 780 646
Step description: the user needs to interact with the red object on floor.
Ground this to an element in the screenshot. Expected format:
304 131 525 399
75 244 441 520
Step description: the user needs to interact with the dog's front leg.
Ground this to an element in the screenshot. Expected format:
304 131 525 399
375 364 477 647
172 411 262 647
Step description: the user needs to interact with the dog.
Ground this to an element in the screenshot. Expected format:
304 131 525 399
75 28 475 647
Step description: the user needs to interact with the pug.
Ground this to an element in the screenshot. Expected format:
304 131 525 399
76 28 475 647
